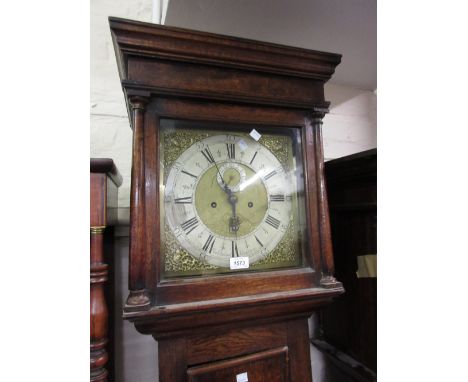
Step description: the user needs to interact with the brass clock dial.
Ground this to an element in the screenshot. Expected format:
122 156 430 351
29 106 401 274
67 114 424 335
164 134 294 267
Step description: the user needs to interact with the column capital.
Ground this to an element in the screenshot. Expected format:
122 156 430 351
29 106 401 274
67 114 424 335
309 106 329 120
129 95 149 111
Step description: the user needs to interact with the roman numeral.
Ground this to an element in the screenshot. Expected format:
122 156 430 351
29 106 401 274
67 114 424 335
226 143 235 159
181 170 197 179
174 196 192 204
201 147 215 164
181 217 198 234
265 215 280 230
270 194 285 202
255 235 264 247
249 151 258 165
231 241 239 257
263 170 277 181
202 234 216 253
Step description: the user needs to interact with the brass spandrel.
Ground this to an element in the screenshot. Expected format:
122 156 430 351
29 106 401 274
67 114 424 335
163 222 218 274
162 130 210 181
254 220 299 267
258 134 291 171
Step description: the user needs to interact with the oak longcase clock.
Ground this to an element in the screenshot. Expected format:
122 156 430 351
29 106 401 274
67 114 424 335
160 121 307 277
110 17 344 382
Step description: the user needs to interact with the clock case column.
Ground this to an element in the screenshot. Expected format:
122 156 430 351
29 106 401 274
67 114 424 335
125 95 152 311
110 17 344 381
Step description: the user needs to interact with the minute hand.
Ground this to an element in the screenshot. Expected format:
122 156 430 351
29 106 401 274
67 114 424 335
206 147 229 192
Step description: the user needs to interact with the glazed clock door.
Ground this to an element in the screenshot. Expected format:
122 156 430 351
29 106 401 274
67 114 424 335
159 119 309 279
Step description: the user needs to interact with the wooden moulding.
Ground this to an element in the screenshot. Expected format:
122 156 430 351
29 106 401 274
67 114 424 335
129 287 344 339
90 158 123 186
186 346 289 381
109 17 341 110
109 17 341 81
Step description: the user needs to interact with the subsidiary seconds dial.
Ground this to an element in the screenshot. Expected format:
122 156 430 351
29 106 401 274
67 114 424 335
164 134 293 267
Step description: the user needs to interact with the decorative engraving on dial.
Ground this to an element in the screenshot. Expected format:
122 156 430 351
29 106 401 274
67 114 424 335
161 127 302 274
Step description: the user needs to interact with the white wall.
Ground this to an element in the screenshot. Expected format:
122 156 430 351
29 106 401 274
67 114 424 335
324 83 377 160
91 0 153 208
164 0 377 90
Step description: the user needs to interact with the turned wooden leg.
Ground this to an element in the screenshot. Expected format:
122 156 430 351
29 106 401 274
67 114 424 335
90 226 108 382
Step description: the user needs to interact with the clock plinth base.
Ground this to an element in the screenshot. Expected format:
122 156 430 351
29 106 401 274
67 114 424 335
124 289 151 312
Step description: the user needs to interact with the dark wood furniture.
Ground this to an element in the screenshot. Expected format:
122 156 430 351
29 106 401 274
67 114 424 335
110 17 344 381
90 158 122 382
312 149 377 381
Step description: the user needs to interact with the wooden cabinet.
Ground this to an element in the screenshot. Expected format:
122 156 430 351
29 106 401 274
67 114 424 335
312 149 377 381
90 159 122 382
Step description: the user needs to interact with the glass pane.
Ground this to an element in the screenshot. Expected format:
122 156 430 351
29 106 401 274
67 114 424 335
159 119 310 279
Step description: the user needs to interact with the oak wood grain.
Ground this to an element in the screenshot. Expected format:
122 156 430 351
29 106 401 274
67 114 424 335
187 346 289 382
110 18 344 382
186 323 287 365
109 17 341 82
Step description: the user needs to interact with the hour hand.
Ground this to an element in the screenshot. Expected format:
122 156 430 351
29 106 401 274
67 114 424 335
227 193 240 232
229 216 240 232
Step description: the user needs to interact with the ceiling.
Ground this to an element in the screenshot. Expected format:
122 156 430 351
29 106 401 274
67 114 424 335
164 0 376 90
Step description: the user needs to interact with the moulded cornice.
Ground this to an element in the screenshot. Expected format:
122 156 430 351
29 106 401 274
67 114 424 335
109 17 342 82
